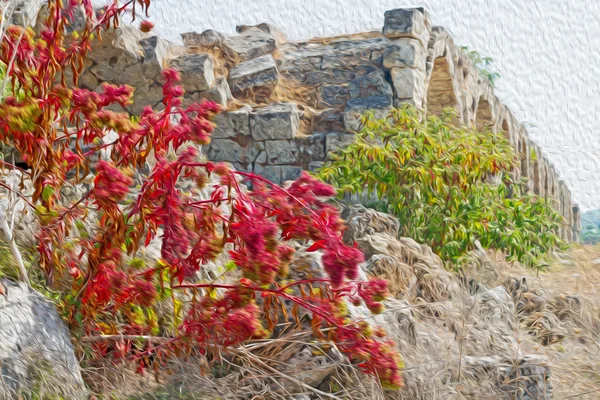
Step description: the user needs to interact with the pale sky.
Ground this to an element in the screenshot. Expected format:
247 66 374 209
140 0 600 210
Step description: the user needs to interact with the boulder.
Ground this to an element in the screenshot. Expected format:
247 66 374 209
250 103 300 141
0 280 86 398
236 23 286 45
341 204 400 241
228 55 280 101
168 53 215 92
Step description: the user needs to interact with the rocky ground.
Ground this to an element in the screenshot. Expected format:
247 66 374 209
81 206 600 399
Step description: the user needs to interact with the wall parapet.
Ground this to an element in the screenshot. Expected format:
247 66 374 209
58 5 579 241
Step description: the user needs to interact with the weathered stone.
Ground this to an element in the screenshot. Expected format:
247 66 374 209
312 109 346 132
212 106 251 139
341 204 401 241
229 55 280 101
391 67 424 105
308 161 324 172
321 48 373 69
125 82 164 115
382 7 431 46
0 280 86 398
304 65 379 86
184 78 233 107
224 32 277 61
168 53 215 92
348 69 394 99
281 165 303 182
318 85 351 108
250 103 300 141
254 164 281 184
326 132 356 153
181 29 225 49
204 137 261 163
382 39 426 70
236 23 286 45
264 134 325 165
344 96 393 131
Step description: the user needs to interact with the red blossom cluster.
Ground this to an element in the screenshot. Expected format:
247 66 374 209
0 0 404 389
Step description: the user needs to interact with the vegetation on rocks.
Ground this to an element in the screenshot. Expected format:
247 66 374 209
0 0 402 395
318 107 567 269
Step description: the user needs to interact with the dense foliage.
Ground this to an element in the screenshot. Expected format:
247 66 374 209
582 209 600 245
318 107 566 269
0 0 403 389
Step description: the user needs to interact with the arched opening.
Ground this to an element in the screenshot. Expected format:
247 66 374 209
475 98 494 130
501 118 510 140
426 56 458 116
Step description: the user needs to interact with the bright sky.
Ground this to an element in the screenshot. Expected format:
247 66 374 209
141 0 600 210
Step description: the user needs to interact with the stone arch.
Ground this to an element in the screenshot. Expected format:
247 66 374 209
426 56 458 116
501 118 510 140
475 97 494 130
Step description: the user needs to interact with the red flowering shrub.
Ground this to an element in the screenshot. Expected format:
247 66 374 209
0 0 403 390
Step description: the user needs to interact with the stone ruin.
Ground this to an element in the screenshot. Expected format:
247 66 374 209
54 6 580 242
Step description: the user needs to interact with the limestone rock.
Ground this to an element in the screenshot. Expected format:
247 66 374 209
382 39 426 70
168 53 215 92
0 280 86 398
250 103 300 141
348 69 394 99
181 29 225 49
341 204 400 242
382 7 431 46
264 135 325 165
236 23 286 45
390 67 425 107
254 164 302 185
325 132 356 154
184 77 233 107
212 106 252 139
204 137 261 164
228 55 280 101
343 95 393 131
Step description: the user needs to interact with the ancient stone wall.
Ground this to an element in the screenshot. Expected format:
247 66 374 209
71 6 579 241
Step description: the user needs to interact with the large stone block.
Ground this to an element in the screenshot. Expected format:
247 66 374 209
390 67 424 106
382 39 426 70
228 55 280 101
348 70 394 99
312 109 346 132
125 82 164 115
184 77 233 107
204 137 261 163
212 106 251 138
253 164 303 185
264 134 326 165
318 85 352 108
304 65 379 86
250 103 300 141
344 95 393 131
168 53 215 92
382 7 431 46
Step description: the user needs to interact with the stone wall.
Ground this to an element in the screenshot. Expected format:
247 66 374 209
70 6 580 241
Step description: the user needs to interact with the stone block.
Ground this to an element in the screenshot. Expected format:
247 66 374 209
344 96 393 131
228 55 280 101
265 134 326 165
348 70 394 99
346 95 393 110
254 164 281 184
204 137 261 164
305 65 378 86
125 82 164 115
382 7 431 46
281 165 303 182
212 106 251 138
184 78 233 107
236 23 286 45
250 103 300 141
318 85 352 108
309 161 325 172
390 67 424 106
382 39 426 70
326 133 357 153
321 48 373 69
312 109 346 132
168 53 215 92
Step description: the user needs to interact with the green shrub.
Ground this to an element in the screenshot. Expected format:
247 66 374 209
317 106 567 269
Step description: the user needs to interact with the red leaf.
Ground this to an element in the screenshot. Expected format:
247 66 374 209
307 240 327 252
